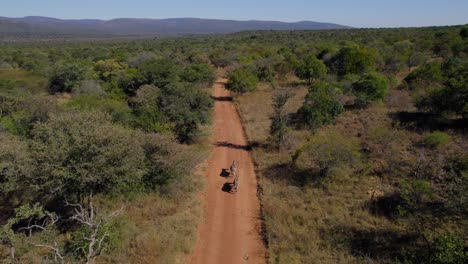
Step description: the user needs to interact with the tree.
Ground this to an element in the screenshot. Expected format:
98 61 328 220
29 111 148 200
331 44 376 76
159 83 213 143
295 56 327 84
269 90 293 151
256 65 275 82
226 67 259 93
415 59 467 117
407 51 427 71
137 58 181 88
404 62 444 91
397 179 436 256
0 133 34 201
0 203 48 261
130 85 169 133
181 63 216 85
94 59 127 82
48 62 89 93
296 82 344 129
352 72 389 102
65 193 122 264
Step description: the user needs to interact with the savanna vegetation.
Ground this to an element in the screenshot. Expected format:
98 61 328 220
1 24 467 263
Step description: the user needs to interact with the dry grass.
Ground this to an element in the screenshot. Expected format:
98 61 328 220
0 68 47 95
235 77 466 263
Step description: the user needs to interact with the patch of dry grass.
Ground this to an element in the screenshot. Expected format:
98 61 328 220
235 78 467 263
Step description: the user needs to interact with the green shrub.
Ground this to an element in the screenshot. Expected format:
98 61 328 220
136 58 181 88
130 85 169 133
404 62 444 90
159 83 213 143
296 82 344 129
30 111 148 198
65 95 133 124
430 234 468 264
226 67 258 93
256 65 275 82
295 56 327 84
353 72 389 102
424 131 451 148
0 111 30 136
48 62 90 94
66 221 120 260
331 44 376 76
181 63 216 85
416 59 467 117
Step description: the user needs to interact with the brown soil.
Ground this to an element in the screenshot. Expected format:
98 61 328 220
189 78 266 264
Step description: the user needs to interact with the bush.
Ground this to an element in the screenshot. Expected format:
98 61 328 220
295 56 327 84
181 63 216 85
94 59 127 82
296 82 344 129
48 62 90 94
404 62 444 91
415 59 467 117
73 80 105 97
353 72 389 102
30 111 148 198
66 221 120 260
226 67 258 93
65 95 133 124
0 133 33 195
424 131 451 148
136 58 181 88
294 130 361 178
130 85 169 133
430 234 468 264
331 44 376 76
256 65 275 82
159 83 213 143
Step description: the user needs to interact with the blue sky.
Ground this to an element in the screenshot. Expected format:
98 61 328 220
1 0 467 28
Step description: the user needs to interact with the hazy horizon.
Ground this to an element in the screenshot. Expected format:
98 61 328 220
1 0 467 28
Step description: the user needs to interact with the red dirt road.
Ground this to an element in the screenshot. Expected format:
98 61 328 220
189 78 266 264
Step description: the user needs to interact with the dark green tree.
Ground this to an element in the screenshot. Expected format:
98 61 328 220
29 111 148 200
226 67 259 93
181 63 216 85
269 90 293 150
296 82 344 129
331 44 376 76
353 72 389 102
295 56 327 84
137 58 181 88
415 59 467 117
48 62 89 93
405 62 444 91
159 83 213 143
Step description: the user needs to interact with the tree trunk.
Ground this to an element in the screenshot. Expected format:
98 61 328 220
10 244 15 262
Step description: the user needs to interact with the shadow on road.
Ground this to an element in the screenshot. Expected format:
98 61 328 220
221 182 234 193
220 168 231 177
214 141 252 150
211 95 233 101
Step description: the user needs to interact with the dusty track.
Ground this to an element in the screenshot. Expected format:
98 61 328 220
189 78 266 264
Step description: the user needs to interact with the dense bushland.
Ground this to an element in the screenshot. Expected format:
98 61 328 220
1 24 467 263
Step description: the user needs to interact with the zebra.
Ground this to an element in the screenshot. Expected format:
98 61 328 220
232 174 240 192
230 160 237 177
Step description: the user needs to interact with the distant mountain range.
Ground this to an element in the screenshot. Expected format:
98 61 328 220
0 16 351 37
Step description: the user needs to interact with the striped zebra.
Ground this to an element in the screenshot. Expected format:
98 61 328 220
230 160 237 177
232 174 240 192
